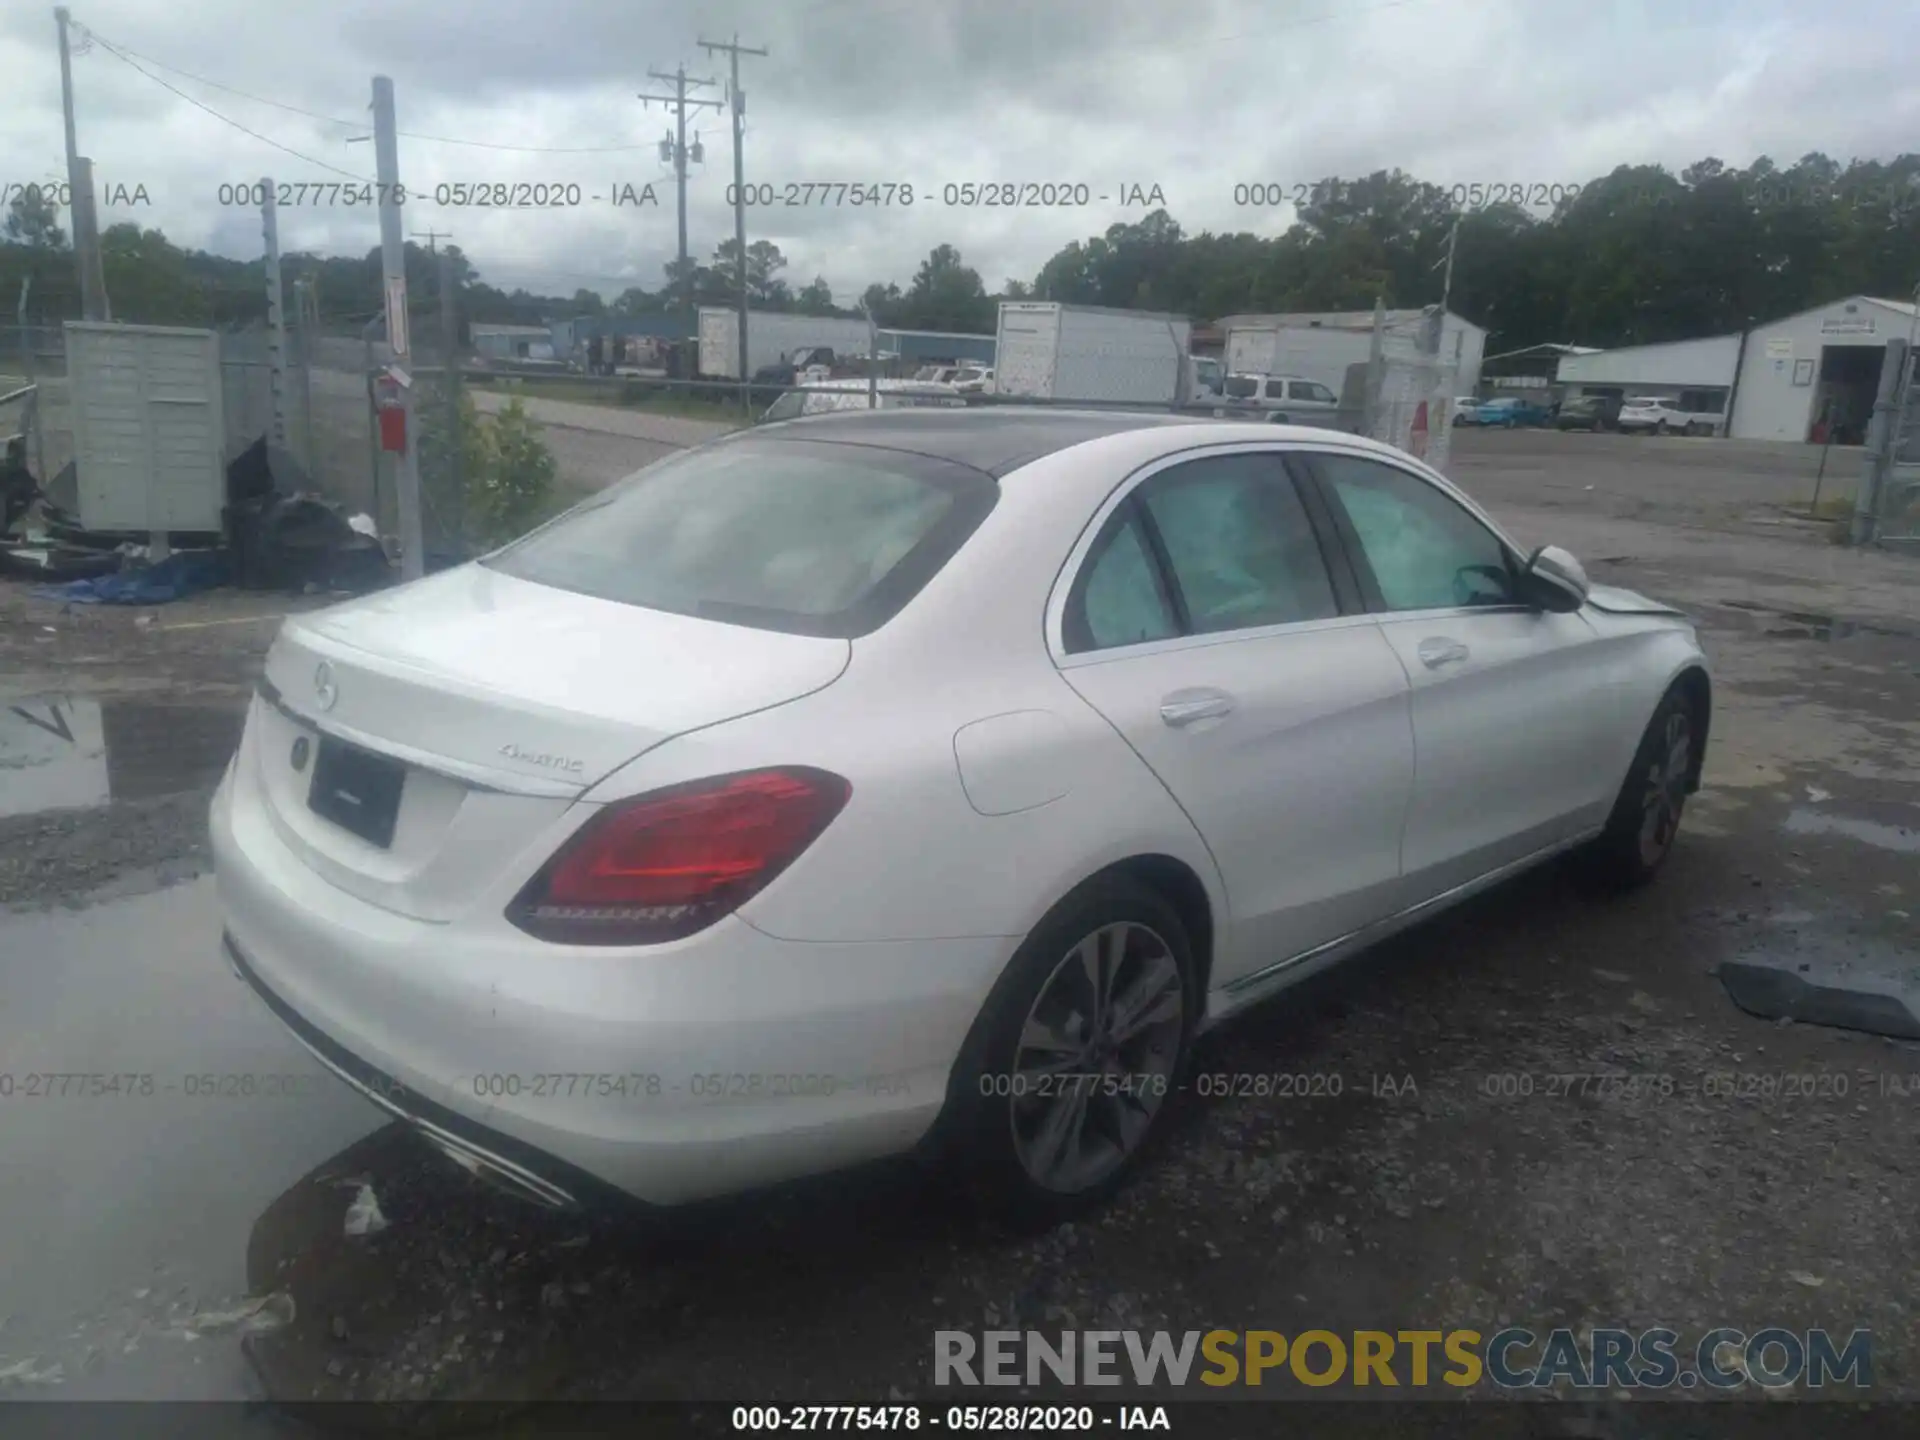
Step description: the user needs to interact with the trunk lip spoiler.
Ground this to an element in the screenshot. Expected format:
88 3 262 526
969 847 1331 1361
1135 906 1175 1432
256 677 586 800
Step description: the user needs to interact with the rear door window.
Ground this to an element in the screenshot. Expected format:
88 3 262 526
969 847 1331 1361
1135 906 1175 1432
1138 453 1340 633
1068 509 1181 652
486 437 997 638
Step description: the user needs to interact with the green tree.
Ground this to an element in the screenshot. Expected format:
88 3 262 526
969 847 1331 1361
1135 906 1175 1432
466 398 557 546
898 244 993 331
795 276 839 315
712 237 790 307
860 281 902 324
4 188 67 249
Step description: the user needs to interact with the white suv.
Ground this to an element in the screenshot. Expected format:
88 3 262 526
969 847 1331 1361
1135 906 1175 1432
1618 396 1723 437
1222 373 1342 424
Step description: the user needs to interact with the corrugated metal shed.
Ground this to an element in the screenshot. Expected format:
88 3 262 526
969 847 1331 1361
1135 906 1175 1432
1555 335 1741 389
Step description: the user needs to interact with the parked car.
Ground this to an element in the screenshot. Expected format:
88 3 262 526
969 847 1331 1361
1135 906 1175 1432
1555 395 1623 431
1223 372 1343 424
1617 397 1721 437
951 366 995 395
1475 396 1552 428
1451 397 1481 427
212 411 1710 1226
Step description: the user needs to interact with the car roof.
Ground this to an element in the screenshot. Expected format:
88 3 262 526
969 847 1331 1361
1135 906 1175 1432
755 406 1209 477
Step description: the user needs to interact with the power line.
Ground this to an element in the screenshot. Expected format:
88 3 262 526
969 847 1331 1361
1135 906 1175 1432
82 27 372 181
73 24 662 153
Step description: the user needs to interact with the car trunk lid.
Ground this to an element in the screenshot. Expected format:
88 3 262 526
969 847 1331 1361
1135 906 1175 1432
246 565 850 920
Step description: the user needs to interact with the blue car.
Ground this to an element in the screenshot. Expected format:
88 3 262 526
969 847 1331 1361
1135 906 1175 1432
1475 396 1551 428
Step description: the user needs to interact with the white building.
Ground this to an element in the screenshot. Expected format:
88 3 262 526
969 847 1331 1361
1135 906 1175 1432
1555 295 1919 442
1218 308 1488 394
1729 296 1918 443
1553 334 1740 427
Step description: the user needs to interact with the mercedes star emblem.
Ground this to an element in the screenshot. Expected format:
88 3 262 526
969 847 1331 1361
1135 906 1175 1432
313 660 338 712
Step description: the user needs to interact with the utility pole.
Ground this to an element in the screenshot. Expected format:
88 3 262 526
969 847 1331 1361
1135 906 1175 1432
412 227 462 552
290 275 315 473
699 34 767 416
639 66 720 319
54 9 107 320
372 76 424 580
261 177 289 451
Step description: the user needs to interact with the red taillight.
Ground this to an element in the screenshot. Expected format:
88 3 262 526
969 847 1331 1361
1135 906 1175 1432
509 768 851 945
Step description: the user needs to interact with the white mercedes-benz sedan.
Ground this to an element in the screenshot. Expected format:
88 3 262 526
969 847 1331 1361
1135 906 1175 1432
212 410 1710 1226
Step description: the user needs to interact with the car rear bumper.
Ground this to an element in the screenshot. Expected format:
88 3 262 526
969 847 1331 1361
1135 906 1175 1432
210 767 1012 1207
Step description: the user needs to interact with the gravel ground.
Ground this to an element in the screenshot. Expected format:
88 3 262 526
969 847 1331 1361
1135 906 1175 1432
4 429 1919 1420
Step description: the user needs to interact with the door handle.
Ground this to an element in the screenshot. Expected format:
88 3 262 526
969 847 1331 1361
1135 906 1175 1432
1417 637 1471 669
1160 691 1235 726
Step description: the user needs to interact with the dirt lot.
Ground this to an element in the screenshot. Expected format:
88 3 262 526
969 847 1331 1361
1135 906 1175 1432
2 427 1918 1423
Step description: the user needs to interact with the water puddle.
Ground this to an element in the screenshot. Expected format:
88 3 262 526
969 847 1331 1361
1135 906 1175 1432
1713 599 1918 644
0 694 244 819
1783 806 1920 855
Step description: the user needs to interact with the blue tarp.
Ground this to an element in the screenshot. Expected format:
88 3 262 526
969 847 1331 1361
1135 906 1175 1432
35 550 231 605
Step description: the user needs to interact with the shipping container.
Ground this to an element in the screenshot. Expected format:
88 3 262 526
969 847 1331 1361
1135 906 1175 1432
65 322 228 534
994 303 1193 404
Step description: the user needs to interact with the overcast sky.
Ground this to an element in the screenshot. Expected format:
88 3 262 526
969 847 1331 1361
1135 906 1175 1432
3 0 1917 310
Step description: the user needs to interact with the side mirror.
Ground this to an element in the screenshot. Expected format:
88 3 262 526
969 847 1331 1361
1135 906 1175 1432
1522 544 1589 613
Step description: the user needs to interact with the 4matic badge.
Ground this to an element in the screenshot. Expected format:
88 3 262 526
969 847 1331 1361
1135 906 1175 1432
500 743 584 774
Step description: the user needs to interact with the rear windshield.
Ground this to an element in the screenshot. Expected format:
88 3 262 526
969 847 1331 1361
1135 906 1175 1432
484 436 998 638
1224 375 1260 398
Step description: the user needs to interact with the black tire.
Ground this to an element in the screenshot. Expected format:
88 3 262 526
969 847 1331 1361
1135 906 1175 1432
1578 687 1698 891
943 875 1195 1231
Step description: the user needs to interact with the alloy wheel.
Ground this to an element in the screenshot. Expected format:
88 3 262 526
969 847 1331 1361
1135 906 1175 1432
1638 709 1693 866
1008 922 1184 1193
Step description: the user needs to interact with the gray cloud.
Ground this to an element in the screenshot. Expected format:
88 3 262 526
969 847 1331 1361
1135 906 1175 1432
2 0 1916 310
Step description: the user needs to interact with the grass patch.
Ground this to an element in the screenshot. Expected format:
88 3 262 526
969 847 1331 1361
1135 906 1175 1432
1792 491 1857 520
469 375 750 427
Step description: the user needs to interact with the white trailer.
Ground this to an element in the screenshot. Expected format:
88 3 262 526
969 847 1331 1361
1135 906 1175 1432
697 308 872 379
65 321 228 534
1226 325 1379 390
1225 313 1486 395
994 302 1193 405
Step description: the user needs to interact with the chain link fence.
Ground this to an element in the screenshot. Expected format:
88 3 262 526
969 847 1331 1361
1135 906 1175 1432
1871 339 1920 548
1361 352 1458 473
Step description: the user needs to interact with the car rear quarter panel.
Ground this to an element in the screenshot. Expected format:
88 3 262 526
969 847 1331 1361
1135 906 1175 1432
578 431 1234 947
